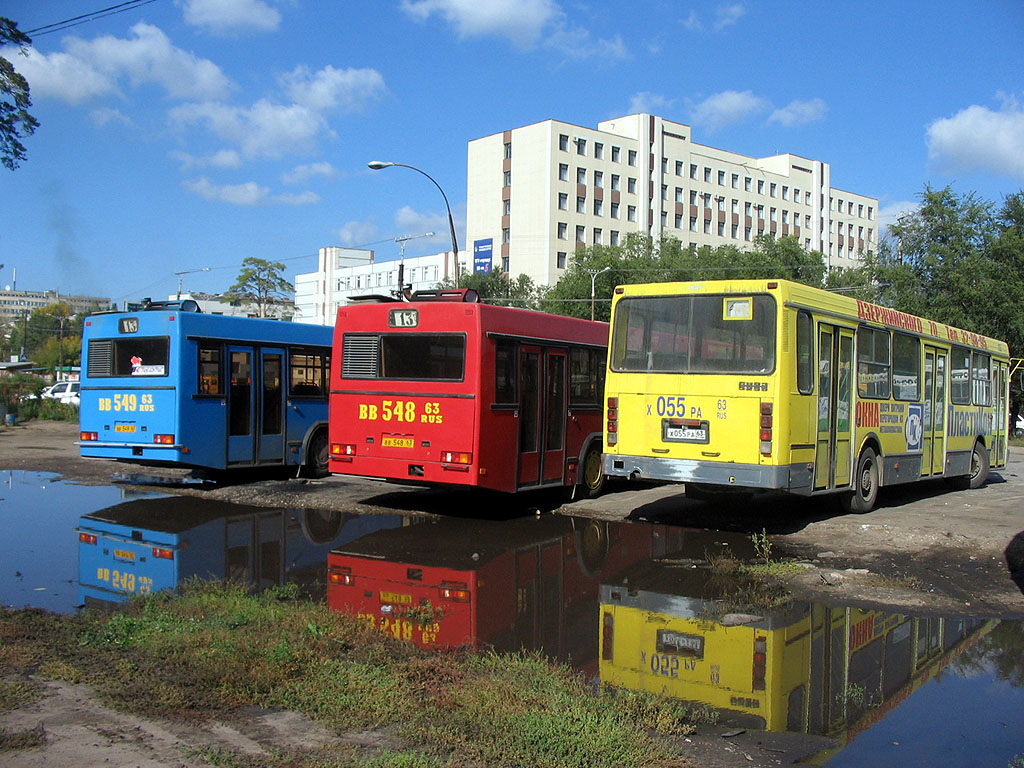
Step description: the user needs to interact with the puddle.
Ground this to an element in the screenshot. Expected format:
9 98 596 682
1 471 1021 765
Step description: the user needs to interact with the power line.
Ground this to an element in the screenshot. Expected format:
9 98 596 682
24 0 159 37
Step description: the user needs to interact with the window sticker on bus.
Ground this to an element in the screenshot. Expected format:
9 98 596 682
723 297 752 320
130 355 165 375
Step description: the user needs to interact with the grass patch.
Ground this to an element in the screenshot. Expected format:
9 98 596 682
0 583 704 768
0 723 46 751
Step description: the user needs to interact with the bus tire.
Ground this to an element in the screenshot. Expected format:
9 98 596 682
580 443 606 498
845 447 879 514
967 441 990 490
302 429 329 479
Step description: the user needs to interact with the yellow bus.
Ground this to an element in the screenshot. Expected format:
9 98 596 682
602 279 1010 512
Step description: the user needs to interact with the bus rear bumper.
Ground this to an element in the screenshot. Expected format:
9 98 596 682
602 454 811 493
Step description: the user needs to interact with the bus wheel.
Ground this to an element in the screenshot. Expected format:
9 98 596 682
581 444 605 498
303 429 329 478
967 442 990 489
846 447 879 514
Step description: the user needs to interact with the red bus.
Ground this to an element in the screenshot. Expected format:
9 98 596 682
328 289 608 496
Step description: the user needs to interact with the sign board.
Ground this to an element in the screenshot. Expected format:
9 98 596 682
473 239 493 274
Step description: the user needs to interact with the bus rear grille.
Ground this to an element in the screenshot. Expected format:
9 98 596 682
87 339 114 377
342 335 380 378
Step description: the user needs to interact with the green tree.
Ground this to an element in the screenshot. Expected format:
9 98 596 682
437 269 542 308
5 303 85 370
223 257 295 318
542 233 828 322
1 17 39 171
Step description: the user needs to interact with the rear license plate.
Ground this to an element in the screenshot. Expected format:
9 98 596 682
113 549 136 562
664 425 708 442
382 436 414 448
114 424 136 433
380 591 413 605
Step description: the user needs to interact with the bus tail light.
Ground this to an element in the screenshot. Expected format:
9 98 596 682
759 402 773 456
79 533 97 545
152 547 174 560
153 434 175 445
602 611 614 660
331 443 356 462
328 566 354 586
606 397 618 446
753 635 767 690
80 431 98 442
441 451 472 465
439 582 470 602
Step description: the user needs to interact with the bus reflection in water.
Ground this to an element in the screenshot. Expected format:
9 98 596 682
599 567 995 760
327 516 686 669
77 497 404 608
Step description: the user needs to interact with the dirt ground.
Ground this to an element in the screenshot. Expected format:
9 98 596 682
2 419 1022 767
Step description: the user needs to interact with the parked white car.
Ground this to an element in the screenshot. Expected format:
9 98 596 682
41 381 80 407
1016 414 1024 438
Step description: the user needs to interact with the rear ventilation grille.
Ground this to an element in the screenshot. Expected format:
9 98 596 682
341 334 380 378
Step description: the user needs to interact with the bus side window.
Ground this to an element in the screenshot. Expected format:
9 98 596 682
290 348 329 398
495 340 517 404
950 347 971 405
972 351 991 406
198 344 221 395
857 326 890 399
796 310 813 394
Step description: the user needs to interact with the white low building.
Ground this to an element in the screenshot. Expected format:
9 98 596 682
293 246 466 326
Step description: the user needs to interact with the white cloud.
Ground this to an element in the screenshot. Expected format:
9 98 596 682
546 24 628 61
182 176 319 205
713 3 745 30
926 94 1024 182
184 177 270 205
690 90 769 132
280 65 387 113
90 107 132 127
171 99 329 158
8 23 232 105
769 98 827 127
282 162 336 185
170 149 242 170
629 91 674 115
401 0 558 47
338 219 380 248
180 0 281 35
682 3 746 32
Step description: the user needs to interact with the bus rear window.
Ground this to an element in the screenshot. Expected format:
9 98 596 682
342 333 465 381
610 294 775 374
87 337 169 378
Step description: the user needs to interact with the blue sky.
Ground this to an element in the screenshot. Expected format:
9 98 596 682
1 0 1022 304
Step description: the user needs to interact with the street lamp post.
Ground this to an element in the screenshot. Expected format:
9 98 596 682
584 265 611 321
175 267 211 300
368 161 460 286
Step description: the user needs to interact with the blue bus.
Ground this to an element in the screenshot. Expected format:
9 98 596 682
79 299 332 475
77 496 405 608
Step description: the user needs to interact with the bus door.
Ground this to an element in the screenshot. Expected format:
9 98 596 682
516 347 569 488
814 325 854 490
259 348 285 463
994 360 1008 466
923 347 947 475
228 345 286 465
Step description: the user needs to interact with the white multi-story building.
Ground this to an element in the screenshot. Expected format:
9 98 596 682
293 246 465 325
0 288 110 323
466 113 878 287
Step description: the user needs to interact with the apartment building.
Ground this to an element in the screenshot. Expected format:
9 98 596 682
466 113 878 287
0 288 110 323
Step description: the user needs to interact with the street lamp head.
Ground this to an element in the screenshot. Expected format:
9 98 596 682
367 161 394 170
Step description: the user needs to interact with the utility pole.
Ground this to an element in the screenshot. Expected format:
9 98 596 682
393 232 434 298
